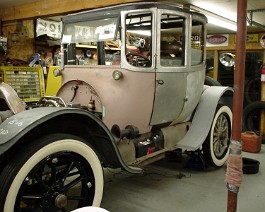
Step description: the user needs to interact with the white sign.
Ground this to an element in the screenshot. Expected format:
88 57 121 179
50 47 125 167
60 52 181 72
206 34 229 47
61 35 72 44
36 18 61 39
75 25 92 41
97 24 116 40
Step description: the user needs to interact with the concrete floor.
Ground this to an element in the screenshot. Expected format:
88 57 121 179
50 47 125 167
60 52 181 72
100 145 265 212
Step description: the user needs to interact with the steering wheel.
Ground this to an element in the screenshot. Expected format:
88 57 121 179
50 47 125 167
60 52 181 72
126 52 151 67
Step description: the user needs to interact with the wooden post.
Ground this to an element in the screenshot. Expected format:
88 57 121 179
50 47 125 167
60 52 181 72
260 61 265 135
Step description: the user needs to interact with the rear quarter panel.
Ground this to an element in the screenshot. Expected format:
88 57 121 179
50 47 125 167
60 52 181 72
58 65 155 133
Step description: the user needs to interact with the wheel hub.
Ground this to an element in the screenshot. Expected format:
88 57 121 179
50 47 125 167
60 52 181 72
217 129 225 141
54 193 68 208
214 114 229 156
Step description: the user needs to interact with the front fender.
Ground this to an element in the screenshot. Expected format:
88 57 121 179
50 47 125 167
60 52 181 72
177 86 233 151
0 107 142 174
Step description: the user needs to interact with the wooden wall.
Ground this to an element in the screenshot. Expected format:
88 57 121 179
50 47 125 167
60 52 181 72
0 0 141 64
0 20 35 63
0 0 141 21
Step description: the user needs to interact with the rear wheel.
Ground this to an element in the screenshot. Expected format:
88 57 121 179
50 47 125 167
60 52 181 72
0 133 104 212
203 105 232 167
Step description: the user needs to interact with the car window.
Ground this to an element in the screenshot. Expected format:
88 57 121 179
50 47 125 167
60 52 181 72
62 17 120 65
125 12 152 68
160 14 185 67
191 20 204 65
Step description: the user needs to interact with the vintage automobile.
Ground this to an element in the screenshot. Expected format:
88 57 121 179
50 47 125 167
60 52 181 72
0 2 233 211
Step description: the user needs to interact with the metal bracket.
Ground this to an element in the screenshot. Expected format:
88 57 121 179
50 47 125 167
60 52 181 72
247 9 265 30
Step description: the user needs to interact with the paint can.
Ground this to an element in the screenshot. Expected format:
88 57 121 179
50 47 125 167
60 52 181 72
241 131 261 153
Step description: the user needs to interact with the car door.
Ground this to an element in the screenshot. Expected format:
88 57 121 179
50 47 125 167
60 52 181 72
150 10 189 125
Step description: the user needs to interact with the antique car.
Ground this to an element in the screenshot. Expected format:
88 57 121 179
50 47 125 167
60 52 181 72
0 2 233 211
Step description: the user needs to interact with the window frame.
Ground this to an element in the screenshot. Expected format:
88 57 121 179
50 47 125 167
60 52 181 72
120 8 156 72
156 9 190 73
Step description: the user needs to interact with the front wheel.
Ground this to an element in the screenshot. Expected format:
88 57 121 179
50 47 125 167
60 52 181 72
203 105 232 167
0 133 104 212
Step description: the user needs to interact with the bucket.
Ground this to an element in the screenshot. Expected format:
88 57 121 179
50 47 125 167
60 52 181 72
241 131 261 153
243 157 260 174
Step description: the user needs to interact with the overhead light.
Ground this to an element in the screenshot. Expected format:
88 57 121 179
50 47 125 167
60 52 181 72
188 4 237 32
207 15 237 31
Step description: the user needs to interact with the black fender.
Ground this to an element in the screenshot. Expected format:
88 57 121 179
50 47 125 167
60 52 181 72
0 107 142 174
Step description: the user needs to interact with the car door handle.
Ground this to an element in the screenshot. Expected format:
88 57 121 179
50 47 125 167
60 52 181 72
156 79 164 85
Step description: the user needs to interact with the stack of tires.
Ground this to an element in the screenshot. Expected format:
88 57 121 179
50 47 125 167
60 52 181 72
243 101 265 144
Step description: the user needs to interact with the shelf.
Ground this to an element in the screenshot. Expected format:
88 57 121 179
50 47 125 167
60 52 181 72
76 44 120 50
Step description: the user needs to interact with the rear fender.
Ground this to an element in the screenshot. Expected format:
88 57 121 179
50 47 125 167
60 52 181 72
0 107 142 174
176 86 233 151
0 81 25 114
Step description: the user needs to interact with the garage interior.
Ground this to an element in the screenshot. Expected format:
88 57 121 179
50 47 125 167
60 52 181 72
0 0 265 211
100 149 264 212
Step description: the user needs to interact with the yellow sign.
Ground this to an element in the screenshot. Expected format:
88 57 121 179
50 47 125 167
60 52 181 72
234 34 259 43
246 34 259 43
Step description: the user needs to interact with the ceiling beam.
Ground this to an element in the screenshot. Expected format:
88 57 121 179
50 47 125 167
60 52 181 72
0 0 141 21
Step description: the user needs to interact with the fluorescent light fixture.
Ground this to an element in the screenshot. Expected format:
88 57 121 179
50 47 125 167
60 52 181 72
207 15 237 31
189 4 237 32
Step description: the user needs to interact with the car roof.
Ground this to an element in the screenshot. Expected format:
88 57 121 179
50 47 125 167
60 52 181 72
62 2 206 24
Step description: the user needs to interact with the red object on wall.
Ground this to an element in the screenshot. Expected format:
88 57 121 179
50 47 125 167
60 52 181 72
261 66 265 82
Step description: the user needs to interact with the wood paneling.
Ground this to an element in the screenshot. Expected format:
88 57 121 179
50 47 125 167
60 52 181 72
0 0 141 21
0 20 35 62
